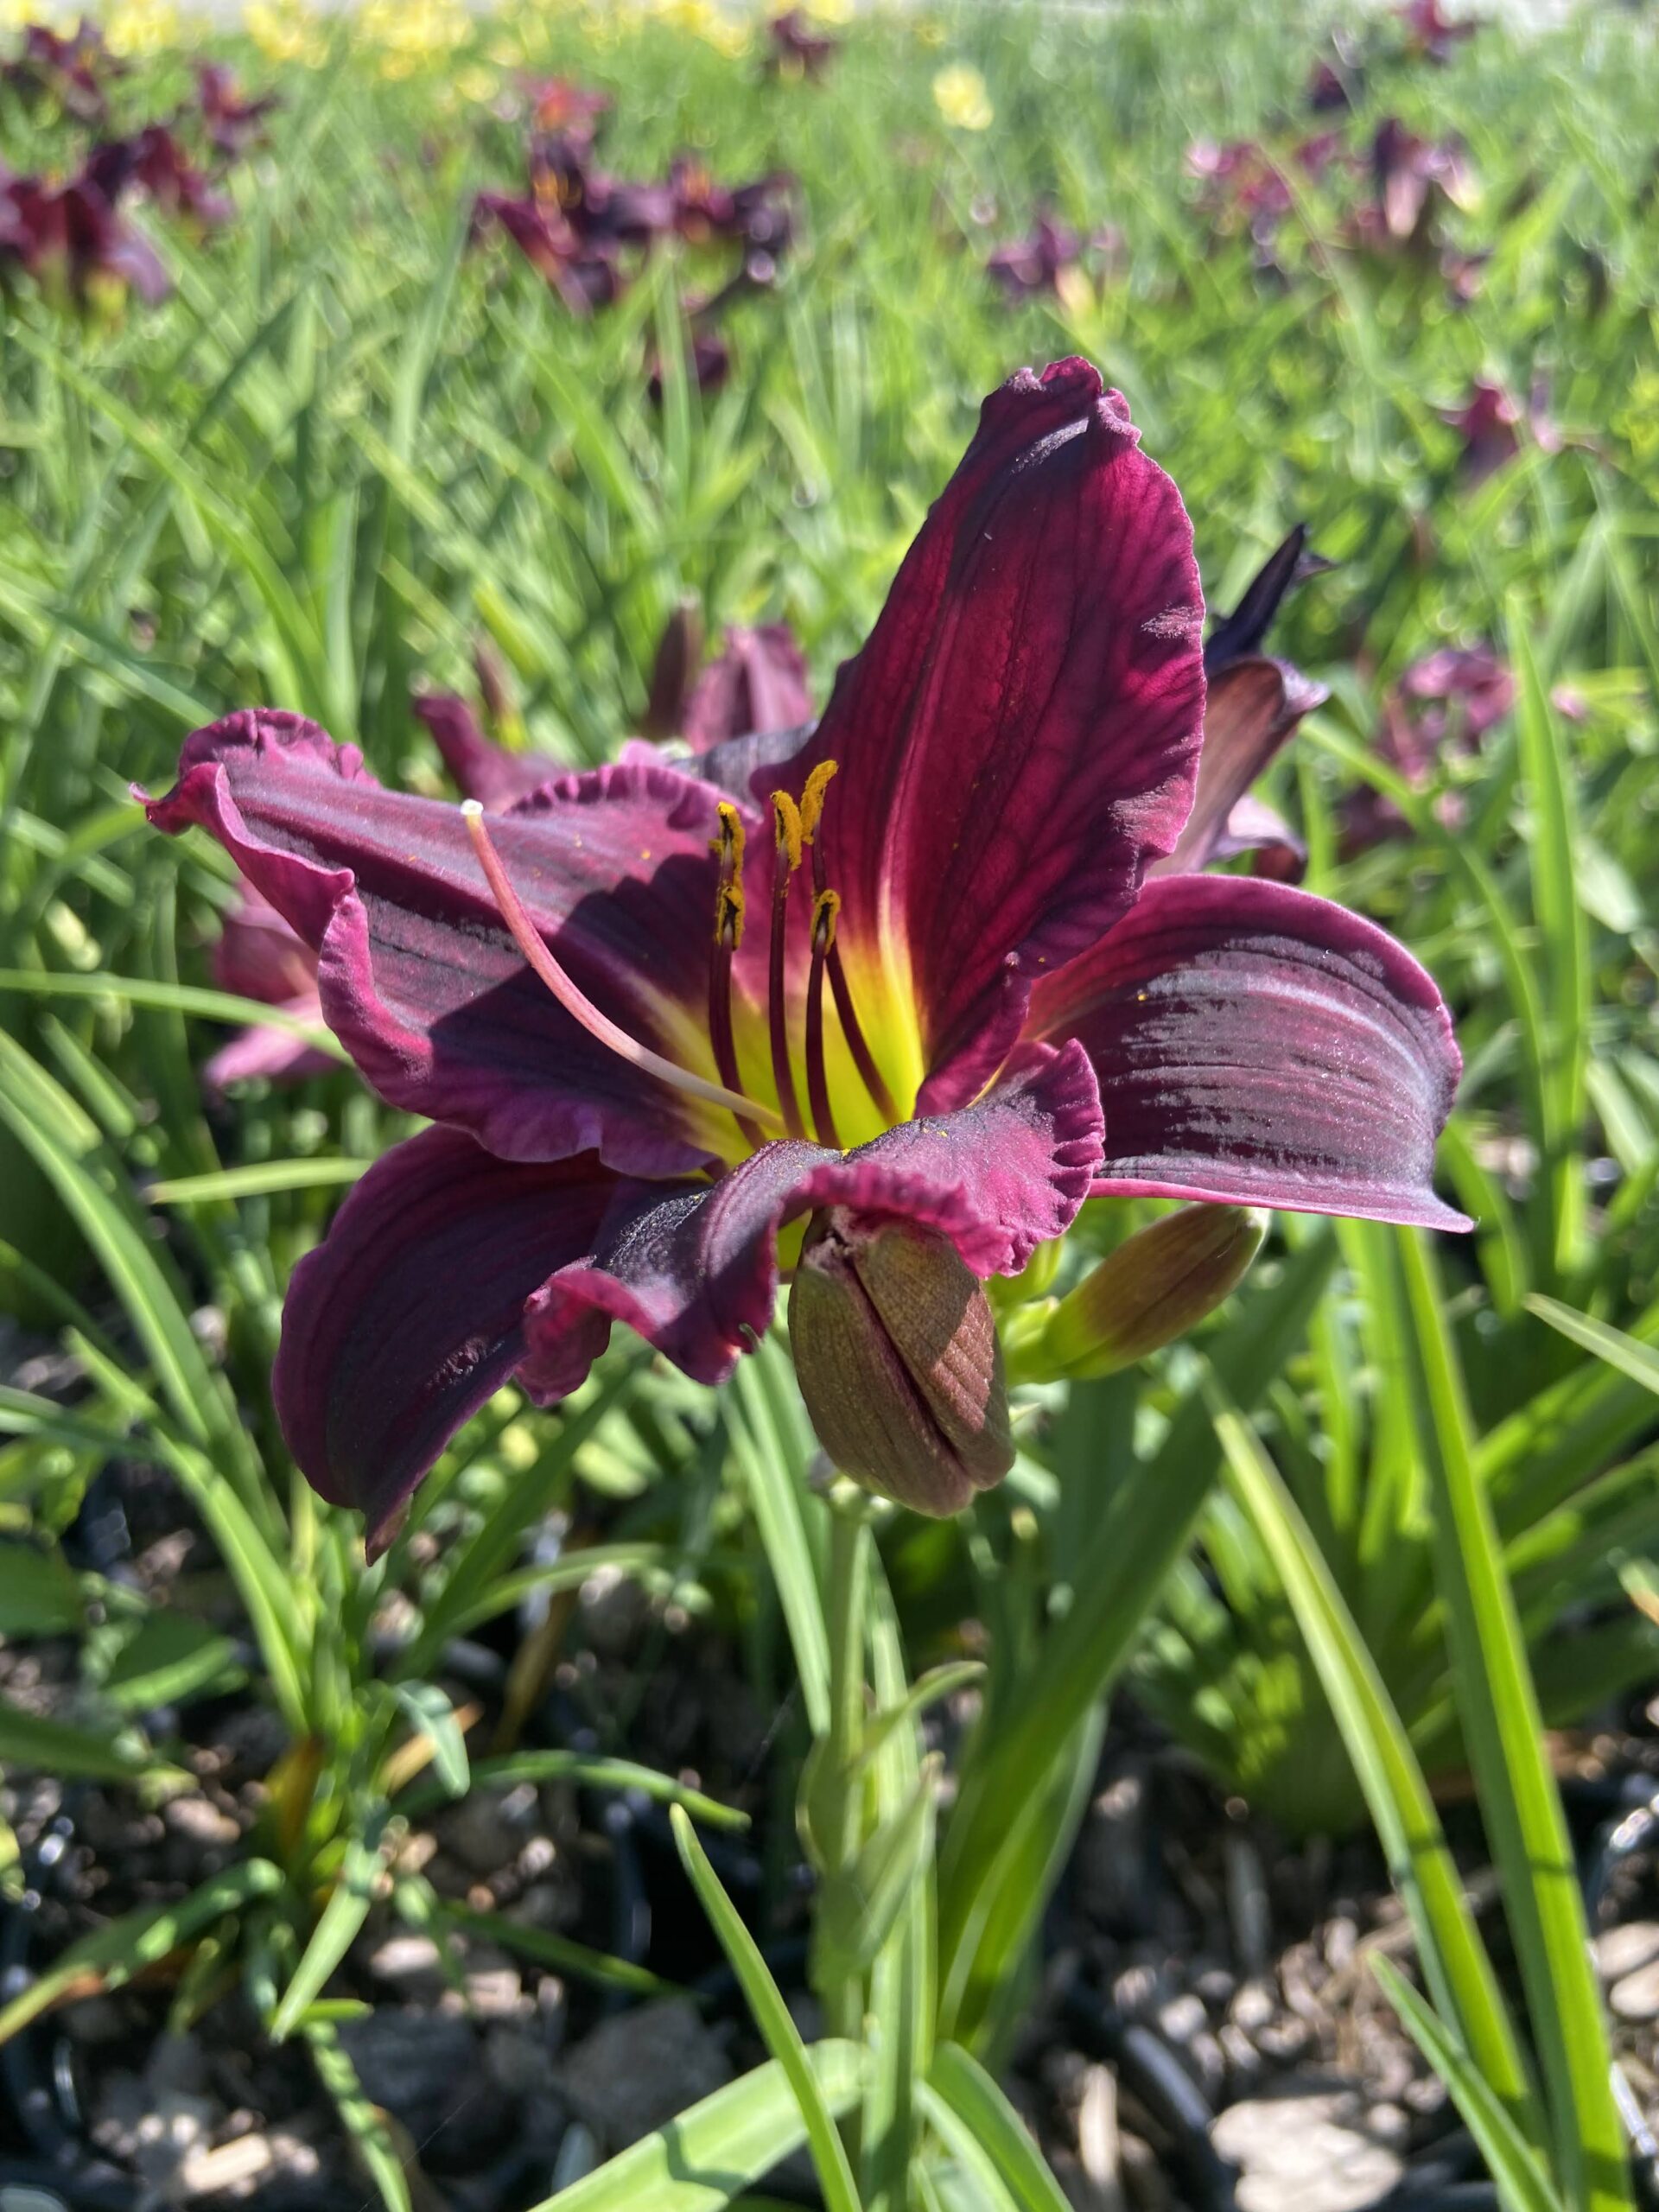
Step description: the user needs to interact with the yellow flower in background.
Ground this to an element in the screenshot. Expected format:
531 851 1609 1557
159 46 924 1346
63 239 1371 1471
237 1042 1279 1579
244 0 327 67
105 0 180 54
455 63 500 105
656 0 752 57
357 0 471 75
914 17 947 48
0 0 72 28
933 62 993 131
803 0 854 22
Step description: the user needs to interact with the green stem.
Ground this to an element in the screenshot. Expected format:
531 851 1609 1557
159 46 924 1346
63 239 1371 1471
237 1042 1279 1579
821 1484 871 2047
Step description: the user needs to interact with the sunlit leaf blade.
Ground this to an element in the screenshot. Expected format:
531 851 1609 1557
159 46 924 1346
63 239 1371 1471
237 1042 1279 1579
671 1805 864 2212
533 2042 868 2212
1399 1232 1630 2212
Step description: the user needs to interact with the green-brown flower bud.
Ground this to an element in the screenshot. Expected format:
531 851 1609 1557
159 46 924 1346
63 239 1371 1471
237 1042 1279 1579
788 1210 1014 1516
1033 1205 1268 1381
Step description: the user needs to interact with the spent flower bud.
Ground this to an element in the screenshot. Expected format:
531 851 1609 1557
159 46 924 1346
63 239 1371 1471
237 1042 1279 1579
1033 1205 1267 1381
788 1210 1014 1516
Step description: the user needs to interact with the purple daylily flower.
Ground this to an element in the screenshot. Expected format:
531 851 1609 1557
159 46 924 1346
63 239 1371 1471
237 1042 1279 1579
3 18 114 123
1307 54 1355 111
1348 118 1472 253
86 127 232 231
638 607 812 749
984 211 1122 304
470 188 622 314
0 166 170 307
1440 377 1558 486
143 359 1465 1553
765 10 839 79
1342 641 1514 854
1395 0 1479 62
683 624 814 753
197 63 280 161
202 885 334 1099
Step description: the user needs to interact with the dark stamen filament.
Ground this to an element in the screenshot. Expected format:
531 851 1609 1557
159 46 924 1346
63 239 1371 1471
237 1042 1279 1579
807 810 897 1126
805 889 841 1150
768 791 806 1140
709 804 760 1149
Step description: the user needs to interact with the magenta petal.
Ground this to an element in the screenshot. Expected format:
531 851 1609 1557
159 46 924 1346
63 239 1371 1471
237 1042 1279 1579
1028 874 1466 1229
141 709 744 1177
804 359 1205 1085
1153 657 1326 877
201 1003 334 1099
272 1128 621 1553
413 693 558 810
521 1040 1103 1393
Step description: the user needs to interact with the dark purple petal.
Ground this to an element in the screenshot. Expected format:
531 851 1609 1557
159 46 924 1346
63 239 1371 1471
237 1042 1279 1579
211 884 318 1006
1153 657 1325 876
801 358 1206 1096
520 1041 1103 1393
273 1128 620 1554
1027 874 1465 1229
683 624 815 752
140 709 748 1177
413 692 558 810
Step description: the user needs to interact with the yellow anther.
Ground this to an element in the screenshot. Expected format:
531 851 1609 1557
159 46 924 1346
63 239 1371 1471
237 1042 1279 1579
771 790 804 874
715 879 747 948
811 887 841 953
711 801 747 945
799 759 838 843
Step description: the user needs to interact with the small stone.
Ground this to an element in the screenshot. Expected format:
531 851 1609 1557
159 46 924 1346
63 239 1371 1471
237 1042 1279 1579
1185 2031 1228 2100
1118 2127 1173 2211
1110 1961 1167 2018
1212 2082 1406 2212
1253 2015 1315 2063
1077 2062 1124 2204
1610 1961 1659 2022
366 1933 445 1990
1230 1980 1275 2036
463 1962 529 2019
1323 1916 1359 1975
558 1999 731 2151
177 2127 321 2200
1219 2024 1262 2084
440 1783 542 1878
163 1796 242 1848
1195 1965 1236 2011
1156 1993 1208 2047
1594 1922 1659 1982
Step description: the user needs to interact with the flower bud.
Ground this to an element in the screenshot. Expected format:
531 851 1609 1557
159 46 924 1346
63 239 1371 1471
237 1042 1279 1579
640 596 704 741
788 1210 1014 1516
1034 1205 1267 1381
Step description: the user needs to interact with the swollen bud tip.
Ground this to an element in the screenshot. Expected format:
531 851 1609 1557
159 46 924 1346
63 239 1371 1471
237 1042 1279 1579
788 1210 1014 1517
1034 1205 1268 1381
